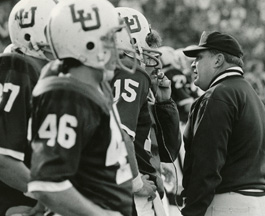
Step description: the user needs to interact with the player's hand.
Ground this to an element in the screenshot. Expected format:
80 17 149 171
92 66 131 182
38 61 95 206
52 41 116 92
150 70 171 102
22 202 46 216
161 163 177 194
134 175 157 201
6 206 32 216
103 210 123 216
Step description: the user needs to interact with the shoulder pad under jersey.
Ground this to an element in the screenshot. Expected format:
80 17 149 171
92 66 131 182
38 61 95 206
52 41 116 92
0 52 47 78
33 76 111 114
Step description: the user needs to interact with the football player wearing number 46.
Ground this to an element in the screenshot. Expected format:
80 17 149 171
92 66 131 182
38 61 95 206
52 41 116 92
0 0 56 215
27 0 138 216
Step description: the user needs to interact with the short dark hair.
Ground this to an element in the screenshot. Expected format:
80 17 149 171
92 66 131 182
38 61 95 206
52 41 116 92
209 49 244 68
61 58 82 73
146 29 162 48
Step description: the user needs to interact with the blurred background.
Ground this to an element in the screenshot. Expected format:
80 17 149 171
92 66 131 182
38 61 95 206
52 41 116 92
1 0 265 65
1 0 264 101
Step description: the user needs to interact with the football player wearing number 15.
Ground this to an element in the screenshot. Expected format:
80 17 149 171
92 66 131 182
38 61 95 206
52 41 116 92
112 7 181 216
27 0 137 216
0 0 56 214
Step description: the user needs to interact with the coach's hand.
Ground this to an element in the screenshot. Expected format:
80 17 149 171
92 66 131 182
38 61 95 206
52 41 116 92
134 175 157 201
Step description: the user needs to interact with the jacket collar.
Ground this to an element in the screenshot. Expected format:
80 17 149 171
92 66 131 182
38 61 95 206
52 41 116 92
209 67 243 88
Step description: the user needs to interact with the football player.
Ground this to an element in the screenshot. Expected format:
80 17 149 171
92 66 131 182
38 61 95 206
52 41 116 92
111 7 181 216
158 46 196 124
0 0 56 214
159 46 204 210
27 0 137 215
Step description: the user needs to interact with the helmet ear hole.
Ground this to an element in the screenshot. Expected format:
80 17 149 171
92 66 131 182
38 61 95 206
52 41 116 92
86 42 95 50
24 34 31 41
130 38 137 45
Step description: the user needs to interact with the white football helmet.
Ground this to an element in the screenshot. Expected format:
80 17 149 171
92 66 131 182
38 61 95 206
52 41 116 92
158 46 178 68
8 0 57 60
174 48 195 75
115 7 162 68
3 44 17 54
46 0 136 74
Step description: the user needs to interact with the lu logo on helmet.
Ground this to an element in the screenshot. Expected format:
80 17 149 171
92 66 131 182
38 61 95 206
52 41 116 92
124 15 141 33
15 7 37 28
70 4 101 31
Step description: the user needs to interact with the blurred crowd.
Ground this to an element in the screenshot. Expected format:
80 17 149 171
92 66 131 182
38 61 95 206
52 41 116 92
0 1 13 52
244 59 265 104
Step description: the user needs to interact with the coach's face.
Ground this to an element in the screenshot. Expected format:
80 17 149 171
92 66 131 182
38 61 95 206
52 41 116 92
191 50 216 91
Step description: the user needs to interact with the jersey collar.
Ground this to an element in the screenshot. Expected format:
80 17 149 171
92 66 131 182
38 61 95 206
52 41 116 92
209 67 243 88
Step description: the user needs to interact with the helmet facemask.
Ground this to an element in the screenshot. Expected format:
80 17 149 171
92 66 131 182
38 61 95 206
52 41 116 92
103 22 137 74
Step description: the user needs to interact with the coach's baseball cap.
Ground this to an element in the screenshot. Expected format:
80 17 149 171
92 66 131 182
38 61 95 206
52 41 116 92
183 31 243 58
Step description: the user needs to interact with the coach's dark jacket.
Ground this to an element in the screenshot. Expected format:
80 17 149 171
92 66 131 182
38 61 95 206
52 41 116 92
181 67 265 216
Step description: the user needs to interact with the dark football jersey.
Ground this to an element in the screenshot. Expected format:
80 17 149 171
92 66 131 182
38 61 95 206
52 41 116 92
0 52 47 213
29 63 133 216
111 65 158 185
165 68 195 122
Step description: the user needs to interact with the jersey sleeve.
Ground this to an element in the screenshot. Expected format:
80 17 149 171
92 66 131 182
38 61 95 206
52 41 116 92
0 54 41 161
153 99 182 162
112 69 150 139
29 89 99 192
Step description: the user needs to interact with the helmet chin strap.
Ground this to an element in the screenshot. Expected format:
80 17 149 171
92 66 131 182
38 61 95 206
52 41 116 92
100 53 115 81
140 61 146 68
21 40 52 61
35 49 52 61
102 69 114 81
78 52 113 82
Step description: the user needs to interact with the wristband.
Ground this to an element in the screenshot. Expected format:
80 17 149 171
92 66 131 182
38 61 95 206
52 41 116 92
132 173 143 193
155 98 173 105
24 192 36 200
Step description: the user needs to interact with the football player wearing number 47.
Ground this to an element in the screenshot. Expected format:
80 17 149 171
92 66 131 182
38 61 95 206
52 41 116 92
0 0 56 215
26 0 138 216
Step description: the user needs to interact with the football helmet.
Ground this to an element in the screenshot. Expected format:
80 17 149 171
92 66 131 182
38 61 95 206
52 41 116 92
8 0 57 60
115 7 162 68
3 44 17 54
174 48 195 75
158 46 178 68
46 0 136 74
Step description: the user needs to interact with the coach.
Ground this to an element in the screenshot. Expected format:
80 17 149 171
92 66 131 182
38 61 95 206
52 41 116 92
180 31 265 216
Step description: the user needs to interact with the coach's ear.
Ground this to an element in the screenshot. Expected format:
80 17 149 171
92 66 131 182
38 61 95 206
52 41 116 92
215 53 225 67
